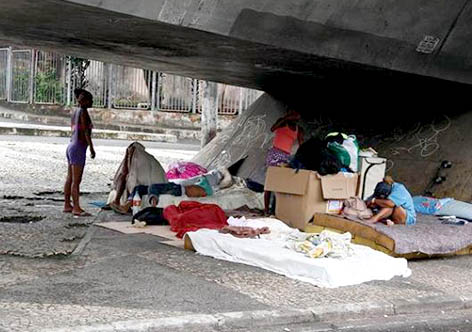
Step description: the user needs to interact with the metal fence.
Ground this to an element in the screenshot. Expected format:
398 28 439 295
215 85 263 115
34 50 65 104
0 48 7 100
11 50 32 103
112 65 151 109
69 60 108 108
1 47 262 115
159 74 196 113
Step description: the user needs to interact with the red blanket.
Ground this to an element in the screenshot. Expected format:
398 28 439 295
163 201 228 238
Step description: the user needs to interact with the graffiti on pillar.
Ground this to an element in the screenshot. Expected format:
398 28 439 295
208 114 273 169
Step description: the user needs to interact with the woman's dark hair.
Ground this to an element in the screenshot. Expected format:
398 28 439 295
74 88 93 101
373 176 394 199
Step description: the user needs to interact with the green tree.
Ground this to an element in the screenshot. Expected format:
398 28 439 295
67 56 90 89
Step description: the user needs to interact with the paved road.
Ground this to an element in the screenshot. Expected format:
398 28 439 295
0 135 198 197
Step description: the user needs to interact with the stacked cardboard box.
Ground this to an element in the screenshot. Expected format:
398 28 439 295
264 167 359 231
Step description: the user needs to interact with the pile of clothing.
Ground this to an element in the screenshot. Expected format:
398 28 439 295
287 230 354 259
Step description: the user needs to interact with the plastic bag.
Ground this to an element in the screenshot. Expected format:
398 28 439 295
342 135 359 172
327 142 351 169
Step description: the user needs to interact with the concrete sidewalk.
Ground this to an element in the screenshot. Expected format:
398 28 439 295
0 120 178 143
2 194 472 331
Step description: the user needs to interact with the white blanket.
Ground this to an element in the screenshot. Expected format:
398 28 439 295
186 219 411 288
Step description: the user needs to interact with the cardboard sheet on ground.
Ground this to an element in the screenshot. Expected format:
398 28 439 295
185 218 411 288
96 222 184 248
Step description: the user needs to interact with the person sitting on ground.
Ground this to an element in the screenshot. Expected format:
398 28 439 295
264 109 304 215
366 176 416 226
63 88 96 217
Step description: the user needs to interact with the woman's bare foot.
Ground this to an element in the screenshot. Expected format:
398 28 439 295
72 208 92 217
366 218 378 224
63 204 73 213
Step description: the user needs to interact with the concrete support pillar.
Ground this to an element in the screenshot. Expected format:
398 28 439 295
238 87 244 116
201 80 218 148
191 79 198 114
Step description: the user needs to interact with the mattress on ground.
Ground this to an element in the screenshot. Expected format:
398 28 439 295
185 218 410 288
309 213 472 258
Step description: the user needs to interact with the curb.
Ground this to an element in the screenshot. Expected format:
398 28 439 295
0 126 177 143
41 294 472 332
0 110 203 140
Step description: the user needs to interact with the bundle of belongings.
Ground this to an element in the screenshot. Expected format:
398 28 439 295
166 161 208 180
289 132 359 175
413 196 472 225
107 142 167 213
265 132 372 230
164 201 228 238
106 142 264 228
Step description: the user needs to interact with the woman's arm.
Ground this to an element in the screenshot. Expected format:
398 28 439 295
80 111 96 159
373 198 395 208
297 126 304 145
270 118 288 132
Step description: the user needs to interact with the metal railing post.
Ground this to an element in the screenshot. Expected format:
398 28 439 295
66 58 72 106
29 49 35 103
6 47 12 102
156 72 161 111
192 78 198 114
151 71 157 111
106 63 113 109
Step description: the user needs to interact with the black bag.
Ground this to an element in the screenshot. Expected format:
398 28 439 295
289 138 342 175
132 207 168 225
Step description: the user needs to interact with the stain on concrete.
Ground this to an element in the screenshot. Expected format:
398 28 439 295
0 216 44 224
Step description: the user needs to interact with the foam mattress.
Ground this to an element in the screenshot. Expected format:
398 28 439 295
308 213 472 259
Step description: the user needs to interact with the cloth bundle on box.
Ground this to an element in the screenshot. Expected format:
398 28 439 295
164 201 228 238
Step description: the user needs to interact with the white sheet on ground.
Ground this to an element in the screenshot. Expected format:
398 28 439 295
186 218 411 288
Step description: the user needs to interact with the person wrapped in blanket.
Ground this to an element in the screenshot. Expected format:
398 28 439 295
264 109 304 215
366 176 416 226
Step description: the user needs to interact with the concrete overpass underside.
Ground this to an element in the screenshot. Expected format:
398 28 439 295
0 0 471 112
1 0 472 197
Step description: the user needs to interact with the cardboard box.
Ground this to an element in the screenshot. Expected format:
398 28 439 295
265 167 359 230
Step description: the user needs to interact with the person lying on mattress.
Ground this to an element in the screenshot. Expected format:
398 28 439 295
366 176 416 226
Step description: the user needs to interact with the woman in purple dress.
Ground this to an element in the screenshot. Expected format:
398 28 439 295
63 89 96 216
